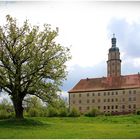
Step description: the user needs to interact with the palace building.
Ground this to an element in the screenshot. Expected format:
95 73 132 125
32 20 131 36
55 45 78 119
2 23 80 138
68 35 140 114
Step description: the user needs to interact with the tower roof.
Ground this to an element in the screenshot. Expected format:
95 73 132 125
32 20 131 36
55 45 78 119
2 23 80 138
109 34 119 52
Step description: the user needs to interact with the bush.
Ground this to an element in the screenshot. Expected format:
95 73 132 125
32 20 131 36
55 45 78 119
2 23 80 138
85 108 100 117
0 109 13 119
68 108 80 117
28 108 40 117
105 112 112 116
47 106 59 117
137 110 140 115
59 108 68 117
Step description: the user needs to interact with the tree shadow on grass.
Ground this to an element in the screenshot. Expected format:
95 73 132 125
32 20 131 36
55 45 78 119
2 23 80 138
0 118 51 128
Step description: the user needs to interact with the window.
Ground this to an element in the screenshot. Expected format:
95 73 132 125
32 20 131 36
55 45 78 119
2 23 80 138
129 98 131 101
112 99 114 102
116 98 118 102
92 99 95 103
104 92 106 96
98 106 100 109
133 97 136 101
115 105 118 109
112 92 114 95
98 93 100 96
116 92 118 95
104 106 106 109
123 90 125 94
98 99 100 103
133 90 136 94
87 106 90 110
129 90 131 94
108 92 110 95
87 99 90 103
79 94 81 97
73 94 75 97
133 104 136 109
112 106 114 109
122 98 125 102
108 106 110 109
92 93 95 96
129 105 131 109
79 107 82 110
104 99 106 102
122 105 125 109
79 100 81 104
108 99 110 102
87 93 89 97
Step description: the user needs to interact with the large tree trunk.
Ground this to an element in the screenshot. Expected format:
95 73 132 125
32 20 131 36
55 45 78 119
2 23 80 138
12 98 24 119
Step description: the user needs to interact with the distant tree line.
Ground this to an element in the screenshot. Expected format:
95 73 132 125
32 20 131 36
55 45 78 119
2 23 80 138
1 96 140 119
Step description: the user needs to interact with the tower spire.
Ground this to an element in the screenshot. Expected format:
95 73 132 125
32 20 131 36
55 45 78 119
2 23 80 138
107 34 121 77
111 33 116 48
113 33 115 38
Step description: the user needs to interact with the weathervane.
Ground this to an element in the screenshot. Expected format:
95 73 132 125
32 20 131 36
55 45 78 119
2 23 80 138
113 33 115 38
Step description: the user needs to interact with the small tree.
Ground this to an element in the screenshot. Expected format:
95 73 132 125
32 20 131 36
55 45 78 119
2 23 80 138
47 96 68 117
0 98 14 119
69 107 80 117
85 108 100 117
23 96 44 117
0 15 71 119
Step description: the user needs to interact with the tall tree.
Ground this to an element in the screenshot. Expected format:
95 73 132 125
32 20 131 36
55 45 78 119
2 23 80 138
0 15 71 119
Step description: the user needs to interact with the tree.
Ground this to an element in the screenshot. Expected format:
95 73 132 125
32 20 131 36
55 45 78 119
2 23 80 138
47 96 69 117
0 15 71 119
23 96 44 117
23 96 42 112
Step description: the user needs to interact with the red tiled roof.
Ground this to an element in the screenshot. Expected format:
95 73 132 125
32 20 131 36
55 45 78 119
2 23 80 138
68 74 140 93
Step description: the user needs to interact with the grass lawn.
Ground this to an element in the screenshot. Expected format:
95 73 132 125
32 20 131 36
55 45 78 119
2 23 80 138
0 115 140 139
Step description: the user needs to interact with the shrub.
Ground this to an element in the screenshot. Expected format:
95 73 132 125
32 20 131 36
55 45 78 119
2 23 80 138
68 107 80 117
0 109 12 119
47 106 59 117
105 112 112 116
59 108 68 117
85 108 100 117
137 110 140 115
28 108 40 117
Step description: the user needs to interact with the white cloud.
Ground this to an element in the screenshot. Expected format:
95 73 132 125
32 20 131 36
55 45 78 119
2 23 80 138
134 58 140 68
1 2 140 93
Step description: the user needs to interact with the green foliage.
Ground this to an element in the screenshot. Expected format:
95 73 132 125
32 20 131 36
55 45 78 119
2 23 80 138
46 97 69 117
0 109 14 120
105 112 112 116
0 15 71 119
47 106 59 117
85 108 100 117
28 108 40 117
0 98 14 119
68 107 80 117
58 108 68 117
24 96 48 117
136 110 140 115
23 96 68 117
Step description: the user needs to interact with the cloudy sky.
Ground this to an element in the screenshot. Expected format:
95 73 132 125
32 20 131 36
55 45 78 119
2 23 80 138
0 1 140 99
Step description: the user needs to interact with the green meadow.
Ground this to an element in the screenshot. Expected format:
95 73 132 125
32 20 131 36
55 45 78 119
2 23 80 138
0 115 140 139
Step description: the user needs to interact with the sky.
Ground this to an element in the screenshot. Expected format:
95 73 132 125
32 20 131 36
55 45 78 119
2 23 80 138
0 1 140 100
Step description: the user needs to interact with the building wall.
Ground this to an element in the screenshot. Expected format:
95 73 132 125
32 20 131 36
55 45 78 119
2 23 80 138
69 88 140 114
